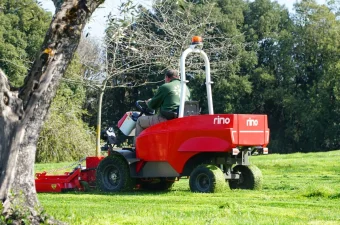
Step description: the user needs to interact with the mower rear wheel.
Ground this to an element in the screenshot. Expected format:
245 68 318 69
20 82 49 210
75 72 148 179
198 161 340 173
189 164 226 193
96 155 134 192
228 165 263 190
139 178 175 191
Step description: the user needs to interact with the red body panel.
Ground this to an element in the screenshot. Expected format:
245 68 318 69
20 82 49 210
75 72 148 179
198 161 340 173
86 156 105 169
136 114 269 173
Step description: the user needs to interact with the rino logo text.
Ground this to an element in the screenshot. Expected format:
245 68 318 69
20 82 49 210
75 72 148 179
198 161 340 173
213 116 231 125
246 118 258 126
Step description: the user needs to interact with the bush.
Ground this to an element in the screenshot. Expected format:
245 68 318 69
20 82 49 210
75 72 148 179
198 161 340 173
36 56 96 162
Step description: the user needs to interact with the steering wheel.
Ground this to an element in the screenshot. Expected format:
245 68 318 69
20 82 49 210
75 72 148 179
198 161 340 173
135 100 155 116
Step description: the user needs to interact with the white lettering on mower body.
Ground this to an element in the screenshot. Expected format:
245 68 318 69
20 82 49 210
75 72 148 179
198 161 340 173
213 116 231 125
246 118 258 126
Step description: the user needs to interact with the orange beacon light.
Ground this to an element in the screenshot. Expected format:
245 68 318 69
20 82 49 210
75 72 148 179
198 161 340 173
191 36 203 45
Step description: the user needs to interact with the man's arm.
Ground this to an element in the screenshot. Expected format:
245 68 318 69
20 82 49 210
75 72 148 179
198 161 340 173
147 86 166 110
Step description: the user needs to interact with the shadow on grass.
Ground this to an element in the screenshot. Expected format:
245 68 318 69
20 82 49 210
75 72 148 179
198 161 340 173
46 190 190 197
45 185 191 197
329 193 340 199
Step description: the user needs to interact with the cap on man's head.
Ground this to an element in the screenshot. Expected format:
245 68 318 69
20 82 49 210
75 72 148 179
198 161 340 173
165 69 179 79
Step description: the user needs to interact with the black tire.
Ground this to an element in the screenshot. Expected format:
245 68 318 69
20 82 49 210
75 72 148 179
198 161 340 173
96 155 134 192
228 165 263 190
139 178 175 191
189 164 226 193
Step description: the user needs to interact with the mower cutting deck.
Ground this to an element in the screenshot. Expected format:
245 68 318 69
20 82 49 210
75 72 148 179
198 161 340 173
35 157 103 192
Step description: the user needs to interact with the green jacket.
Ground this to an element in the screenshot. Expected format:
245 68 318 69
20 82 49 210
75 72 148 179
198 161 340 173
148 79 190 112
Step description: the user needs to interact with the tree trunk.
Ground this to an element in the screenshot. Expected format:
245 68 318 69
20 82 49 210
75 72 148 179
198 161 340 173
0 0 104 223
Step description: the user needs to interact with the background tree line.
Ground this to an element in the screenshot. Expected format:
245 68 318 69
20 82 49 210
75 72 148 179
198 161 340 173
1 0 339 162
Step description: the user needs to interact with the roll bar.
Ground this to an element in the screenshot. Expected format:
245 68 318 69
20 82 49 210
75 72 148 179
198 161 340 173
178 40 214 118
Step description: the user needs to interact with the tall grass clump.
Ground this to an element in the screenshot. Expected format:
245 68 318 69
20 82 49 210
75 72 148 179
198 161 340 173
301 185 335 198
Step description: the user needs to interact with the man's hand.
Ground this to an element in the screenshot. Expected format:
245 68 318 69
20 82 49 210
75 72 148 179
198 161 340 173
145 98 151 104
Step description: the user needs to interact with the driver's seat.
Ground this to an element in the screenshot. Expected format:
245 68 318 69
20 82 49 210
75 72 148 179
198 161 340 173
182 101 200 117
161 101 199 120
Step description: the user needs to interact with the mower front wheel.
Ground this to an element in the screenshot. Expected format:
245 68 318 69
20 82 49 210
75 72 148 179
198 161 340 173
189 164 226 193
228 165 263 190
96 155 134 192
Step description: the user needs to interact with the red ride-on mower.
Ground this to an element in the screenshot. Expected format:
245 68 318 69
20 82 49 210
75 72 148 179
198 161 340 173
95 36 270 193
35 36 269 193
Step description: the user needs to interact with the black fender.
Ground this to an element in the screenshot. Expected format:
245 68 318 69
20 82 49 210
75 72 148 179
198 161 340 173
108 149 140 177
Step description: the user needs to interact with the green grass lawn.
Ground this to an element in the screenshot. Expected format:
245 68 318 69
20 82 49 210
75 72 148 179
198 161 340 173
36 150 340 225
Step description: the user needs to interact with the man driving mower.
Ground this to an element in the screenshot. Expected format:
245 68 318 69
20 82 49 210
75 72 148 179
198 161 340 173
135 69 191 140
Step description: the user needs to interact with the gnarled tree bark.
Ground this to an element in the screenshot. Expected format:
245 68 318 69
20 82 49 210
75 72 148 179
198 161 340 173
0 0 104 223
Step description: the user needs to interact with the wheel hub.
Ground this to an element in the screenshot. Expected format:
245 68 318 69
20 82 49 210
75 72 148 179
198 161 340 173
196 173 210 192
110 172 118 182
105 167 120 187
